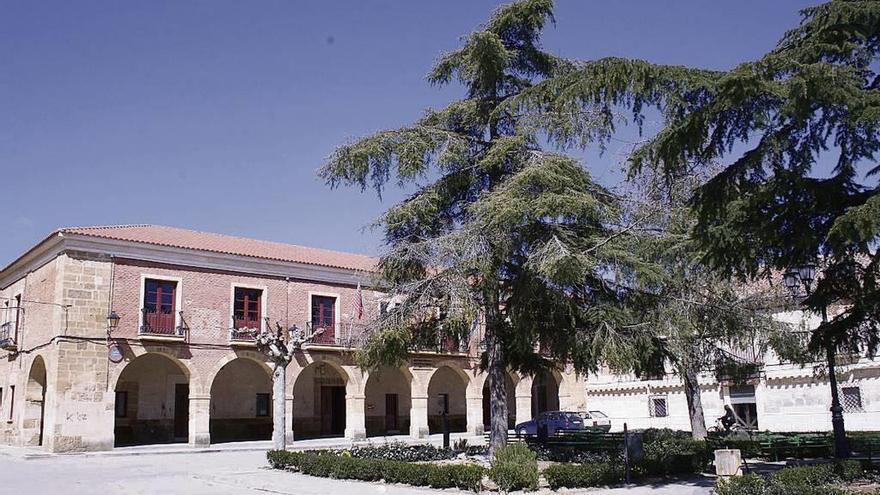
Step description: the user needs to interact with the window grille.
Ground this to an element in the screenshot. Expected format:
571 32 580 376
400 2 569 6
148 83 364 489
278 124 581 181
649 396 668 417
841 387 863 413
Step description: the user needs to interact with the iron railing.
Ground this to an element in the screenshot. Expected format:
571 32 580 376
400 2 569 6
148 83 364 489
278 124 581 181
0 306 22 351
0 321 16 351
228 315 264 342
139 308 185 337
304 321 370 347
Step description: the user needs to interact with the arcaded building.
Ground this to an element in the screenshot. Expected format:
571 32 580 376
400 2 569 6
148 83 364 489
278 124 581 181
0 225 587 452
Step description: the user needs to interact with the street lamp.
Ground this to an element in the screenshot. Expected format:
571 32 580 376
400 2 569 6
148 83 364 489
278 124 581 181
783 264 850 458
107 311 121 333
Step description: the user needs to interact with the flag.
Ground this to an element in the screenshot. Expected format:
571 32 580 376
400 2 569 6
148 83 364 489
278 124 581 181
353 283 364 320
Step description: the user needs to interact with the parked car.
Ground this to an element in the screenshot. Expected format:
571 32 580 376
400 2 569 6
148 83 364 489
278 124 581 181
514 411 585 436
578 410 612 432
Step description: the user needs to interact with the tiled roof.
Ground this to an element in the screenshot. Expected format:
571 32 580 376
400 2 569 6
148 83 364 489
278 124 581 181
60 224 378 272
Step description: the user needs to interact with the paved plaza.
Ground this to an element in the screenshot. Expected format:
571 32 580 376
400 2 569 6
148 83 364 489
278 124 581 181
0 443 713 495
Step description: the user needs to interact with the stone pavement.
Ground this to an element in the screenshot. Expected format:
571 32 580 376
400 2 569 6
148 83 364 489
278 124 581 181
0 432 484 460
0 443 715 495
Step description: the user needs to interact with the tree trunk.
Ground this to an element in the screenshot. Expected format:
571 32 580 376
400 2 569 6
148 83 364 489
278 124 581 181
272 361 287 450
484 282 507 458
683 365 707 440
487 325 507 457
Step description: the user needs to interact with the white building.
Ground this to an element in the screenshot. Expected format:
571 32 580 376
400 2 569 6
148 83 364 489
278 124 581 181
587 311 880 432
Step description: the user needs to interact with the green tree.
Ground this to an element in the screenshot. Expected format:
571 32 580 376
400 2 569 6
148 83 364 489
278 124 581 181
621 171 786 439
512 0 880 452
320 0 641 454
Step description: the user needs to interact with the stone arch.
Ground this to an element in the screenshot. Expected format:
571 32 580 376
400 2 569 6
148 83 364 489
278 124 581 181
205 350 273 384
208 357 273 443
110 346 200 395
23 355 47 446
427 363 469 434
113 352 191 447
292 359 350 439
364 365 412 437
483 370 519 429
531 368 562 416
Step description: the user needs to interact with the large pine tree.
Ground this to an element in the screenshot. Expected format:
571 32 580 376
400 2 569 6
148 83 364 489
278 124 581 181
320 0 641 453
513 0 880 449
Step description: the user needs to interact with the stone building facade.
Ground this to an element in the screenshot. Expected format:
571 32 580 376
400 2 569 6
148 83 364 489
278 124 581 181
0 225 587 452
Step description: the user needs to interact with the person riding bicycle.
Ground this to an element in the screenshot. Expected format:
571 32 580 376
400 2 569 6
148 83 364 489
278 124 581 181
719 404 737 433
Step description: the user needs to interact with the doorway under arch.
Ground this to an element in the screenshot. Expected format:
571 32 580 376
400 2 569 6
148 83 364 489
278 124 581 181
531 369 560 417
114 353 190 447
427 366 467 434
209 358 273 443
292 361 348 439
482 372 517 429
364 366 411 437
23 356 47 446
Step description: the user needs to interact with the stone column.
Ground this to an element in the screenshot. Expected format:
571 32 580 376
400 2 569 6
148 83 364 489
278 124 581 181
465 393 484 436
345 394 366 440
189 395 211 447
410 395 430 439
560 371 587 411
285 395 294 445
515 376 533 426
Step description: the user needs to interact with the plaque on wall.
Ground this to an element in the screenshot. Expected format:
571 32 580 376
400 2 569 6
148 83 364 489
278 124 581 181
108 343 124 363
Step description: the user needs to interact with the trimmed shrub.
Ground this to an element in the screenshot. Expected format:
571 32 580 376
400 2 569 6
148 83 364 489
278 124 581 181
768 463 835 488
428 464 485 492
638 429 710 475
544 463 621 490
713 461 864 495
265 450 485 492
714 474 767 495
489 443 539 492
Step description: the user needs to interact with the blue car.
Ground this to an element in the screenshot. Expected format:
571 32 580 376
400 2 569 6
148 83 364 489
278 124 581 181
514 411 585 436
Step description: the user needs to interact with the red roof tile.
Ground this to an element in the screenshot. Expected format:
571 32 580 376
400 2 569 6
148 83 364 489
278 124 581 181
60 224 378 272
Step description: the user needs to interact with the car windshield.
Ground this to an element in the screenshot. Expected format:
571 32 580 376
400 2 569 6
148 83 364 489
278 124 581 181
588 411 608 418
562 413 582 422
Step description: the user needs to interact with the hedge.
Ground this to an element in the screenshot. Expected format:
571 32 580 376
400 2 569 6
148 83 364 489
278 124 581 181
544 463 621 490
488 443 539 492
714 460 865 495
266 450 484 492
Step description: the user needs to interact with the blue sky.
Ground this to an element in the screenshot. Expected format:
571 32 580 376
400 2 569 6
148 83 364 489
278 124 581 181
1 0 815 264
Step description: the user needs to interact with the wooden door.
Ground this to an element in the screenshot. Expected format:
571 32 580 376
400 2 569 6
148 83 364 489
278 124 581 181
320 386 346 436
174 383 189 441
385 394 398 432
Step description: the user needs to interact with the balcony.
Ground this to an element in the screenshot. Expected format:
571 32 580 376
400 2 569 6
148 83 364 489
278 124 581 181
0 306 22 351
410 329 469 355
301 322 370 349
229 314 264 346
714 345 764 385
0 321 17 351
139 308 186 340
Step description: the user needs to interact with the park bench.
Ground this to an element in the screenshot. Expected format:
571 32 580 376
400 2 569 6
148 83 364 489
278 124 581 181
757 432 832 460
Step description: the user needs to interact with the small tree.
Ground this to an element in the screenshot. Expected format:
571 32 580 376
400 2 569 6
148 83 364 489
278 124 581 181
255 323 322 450
618 171 787 439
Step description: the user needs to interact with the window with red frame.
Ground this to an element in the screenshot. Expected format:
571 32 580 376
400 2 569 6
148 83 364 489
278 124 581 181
311 296 336 340
234 287 262 330
143 279 177 334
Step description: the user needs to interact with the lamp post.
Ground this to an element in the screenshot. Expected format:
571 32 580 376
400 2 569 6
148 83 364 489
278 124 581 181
783 263 850 458
107 311 121 335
